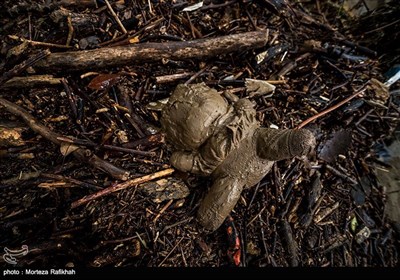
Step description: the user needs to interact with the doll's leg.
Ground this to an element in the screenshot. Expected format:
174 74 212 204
197 176 244 231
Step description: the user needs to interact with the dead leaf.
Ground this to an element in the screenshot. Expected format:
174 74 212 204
196 238 211 256
355 226 370 244
245 78 276 97
129 36 139 44
116 130 129 144
87 74 121 91
60 142 79 156
246 241 261 256
318 130 352 162
369 78 389 104
0 127 25 147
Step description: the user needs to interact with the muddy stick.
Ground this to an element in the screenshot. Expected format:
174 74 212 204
34 31 269 72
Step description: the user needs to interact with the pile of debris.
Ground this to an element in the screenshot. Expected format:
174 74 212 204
0 0 398 267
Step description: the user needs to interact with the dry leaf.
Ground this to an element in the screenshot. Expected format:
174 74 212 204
87 74 121 90
319 130 352 162
60 142 79 156
0 127 25 147
129 36 139 44
245 78 276 97
369 78 389 104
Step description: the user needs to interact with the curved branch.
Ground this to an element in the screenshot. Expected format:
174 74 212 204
0 97 129 180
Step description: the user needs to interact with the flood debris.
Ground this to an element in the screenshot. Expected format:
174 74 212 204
0 0 399 268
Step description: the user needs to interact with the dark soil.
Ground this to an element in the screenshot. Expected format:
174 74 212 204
0 0 399 268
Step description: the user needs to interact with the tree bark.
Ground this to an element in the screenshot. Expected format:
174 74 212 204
34 31 269 72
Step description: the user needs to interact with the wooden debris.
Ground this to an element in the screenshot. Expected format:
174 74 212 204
314 202 340 224
0 97 129 180
1 0 398 268
71 168 175 208
0 49 50 86
34 31 269 71
1 75 62 89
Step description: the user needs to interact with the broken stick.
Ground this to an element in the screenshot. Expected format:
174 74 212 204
1 75 62 89
71 168 175 208
0 97 129 180
34 31 269 72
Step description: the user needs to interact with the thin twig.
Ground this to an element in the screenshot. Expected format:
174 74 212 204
41 173 101 190
66 13 74 46
325 164 358 185
102 144 156 157
8 35 72 49
104 0 127 34
100 17 164 47
0 49 50 86
155 72 194 84
180 246 188 267
160 217 193 235
71 168 175 208
153 199 173 223
184 67 208 85
57 136 157 157
364 18 400 35
296 86 367 129
158 236 185 267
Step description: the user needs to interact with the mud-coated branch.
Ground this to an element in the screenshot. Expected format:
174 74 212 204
34 31 269 72
0 97 129 180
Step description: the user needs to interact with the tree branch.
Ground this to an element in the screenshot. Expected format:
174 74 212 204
0 97 129 180
34 31 269 72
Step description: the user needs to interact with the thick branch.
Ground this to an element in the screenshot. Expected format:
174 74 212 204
34 31 269 72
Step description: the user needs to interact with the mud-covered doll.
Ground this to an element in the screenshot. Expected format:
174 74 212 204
161 83 316 231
